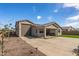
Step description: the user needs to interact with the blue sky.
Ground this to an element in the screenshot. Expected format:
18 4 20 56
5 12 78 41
0 3 79 28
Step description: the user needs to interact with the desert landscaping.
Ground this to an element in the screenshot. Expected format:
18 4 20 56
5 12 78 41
0 34 79 56
0 37 45 56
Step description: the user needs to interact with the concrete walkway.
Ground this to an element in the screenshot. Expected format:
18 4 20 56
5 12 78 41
21 37 79 56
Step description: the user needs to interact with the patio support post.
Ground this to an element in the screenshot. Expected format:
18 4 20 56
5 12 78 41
55 29 58 36
19 22 21 37
37 29 39 37
44 27 46 39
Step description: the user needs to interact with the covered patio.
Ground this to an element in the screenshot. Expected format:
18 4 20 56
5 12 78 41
32 25 59 38
44 27 58 38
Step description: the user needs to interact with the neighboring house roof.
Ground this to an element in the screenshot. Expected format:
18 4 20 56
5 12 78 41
62 26 76 31
62 27 69 29
75 28 79 31
62 26 73 29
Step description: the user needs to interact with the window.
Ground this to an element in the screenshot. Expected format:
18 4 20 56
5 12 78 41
40 30 44 33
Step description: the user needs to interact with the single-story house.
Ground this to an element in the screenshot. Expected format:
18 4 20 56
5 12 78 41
62 26 79 35
15 20 62 38
76 28 79 31
62 26 76 32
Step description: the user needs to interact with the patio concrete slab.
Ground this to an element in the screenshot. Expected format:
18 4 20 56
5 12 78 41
21 37 79 56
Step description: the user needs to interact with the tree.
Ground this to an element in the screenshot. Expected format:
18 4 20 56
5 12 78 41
3 23 12 37
1 29 7 56
0 23 12 56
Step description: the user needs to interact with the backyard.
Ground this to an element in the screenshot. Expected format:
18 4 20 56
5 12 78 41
0 37 45 56
21 37 79 56
0 36 79 56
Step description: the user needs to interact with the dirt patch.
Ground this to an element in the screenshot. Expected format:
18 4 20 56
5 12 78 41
0 37 45 56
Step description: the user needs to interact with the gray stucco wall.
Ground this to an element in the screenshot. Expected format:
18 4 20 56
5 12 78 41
31 27 44 37
57 28 62 36
31 27 37 36
15 22 19 36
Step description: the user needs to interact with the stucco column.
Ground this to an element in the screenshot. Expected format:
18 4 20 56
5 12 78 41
55 29 58 36
59 28 62 35
37 29 39 37
19 22 21 37
44 27 46 38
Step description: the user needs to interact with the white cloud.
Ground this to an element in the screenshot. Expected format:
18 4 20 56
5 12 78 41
64 22 79 28
53 9 58 13
37 16 42 20
63 3 79 10
64 15 79 28
63 3 79 28
66 15 79 22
